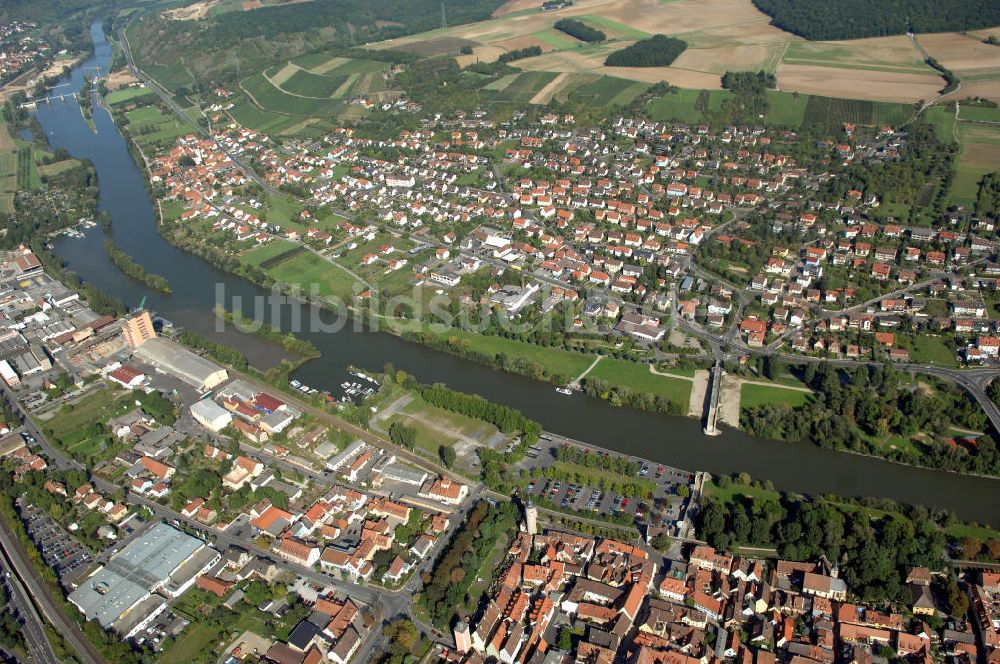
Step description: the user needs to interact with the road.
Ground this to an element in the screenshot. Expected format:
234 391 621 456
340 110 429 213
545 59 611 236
0 543 59 664
0 385 107 664
0 514 106 664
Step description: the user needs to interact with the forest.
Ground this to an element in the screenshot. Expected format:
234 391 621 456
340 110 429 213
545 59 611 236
741 362 1000 476
604 35 687 67
553 18 606 43
697 477 948 603
752 0 1000 40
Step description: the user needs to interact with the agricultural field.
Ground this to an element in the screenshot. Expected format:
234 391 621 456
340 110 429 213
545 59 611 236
564 75 648 106
646 88 728 123
775 63 942 103
36 158 81 180
926 104 959 143
359 0 982 101
799 95 913 133
0 120 18 215
242 73 346 116
143 61 196 92
920 31 1000 103
488 70 559 103
227 99 305 134
278 68 349 98
125 105 191 146
958 104 1000 123
763 90 810 127
105 85 155 106
259 58 393 104
950 121 1000 204
781 37 931 74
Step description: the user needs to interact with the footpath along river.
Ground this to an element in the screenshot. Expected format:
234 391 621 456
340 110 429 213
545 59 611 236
35 21 1000 523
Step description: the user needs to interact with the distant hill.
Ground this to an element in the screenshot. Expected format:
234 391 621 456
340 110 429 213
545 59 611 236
752 0 1000 40
128 0 505 93
0 0 101 22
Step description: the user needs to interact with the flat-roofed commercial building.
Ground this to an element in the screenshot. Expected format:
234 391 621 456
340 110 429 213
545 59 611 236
68 523 218 638
134 338 228 391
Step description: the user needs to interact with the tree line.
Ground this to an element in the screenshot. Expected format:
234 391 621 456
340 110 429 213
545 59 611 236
498 45 542 63
178 329 249 371
419 500 519 629
419 383 542 441
104 239 172 294
554 444 640 476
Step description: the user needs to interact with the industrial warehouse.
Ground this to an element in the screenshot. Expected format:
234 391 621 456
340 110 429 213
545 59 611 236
68 523 219 638
133 337 229 391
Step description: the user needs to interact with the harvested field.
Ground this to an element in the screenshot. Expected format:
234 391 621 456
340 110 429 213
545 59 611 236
268 63 300 86
782 36 929 73
0 122 14 152
776 63 942 103
961 80 1000 102
311 56 348 74
391 37 476 57
920 31 1000 102
920 32 1000 75
456 45 507 67
495 35 551 52
672 42 787 75
494 0 540 17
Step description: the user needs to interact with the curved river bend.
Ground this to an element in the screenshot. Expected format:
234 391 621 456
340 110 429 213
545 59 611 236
35 22 1000 523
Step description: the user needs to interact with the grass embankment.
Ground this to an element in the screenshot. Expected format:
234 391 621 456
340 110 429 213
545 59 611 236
740 383 812 409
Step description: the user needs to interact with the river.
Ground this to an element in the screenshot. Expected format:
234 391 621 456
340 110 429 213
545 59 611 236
34 22 1000 524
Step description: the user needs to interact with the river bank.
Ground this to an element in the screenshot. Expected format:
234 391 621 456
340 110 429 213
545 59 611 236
34 20 1000 523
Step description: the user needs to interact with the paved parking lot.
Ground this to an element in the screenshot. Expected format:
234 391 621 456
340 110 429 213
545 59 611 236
18 501 94 588
520 436 696 533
